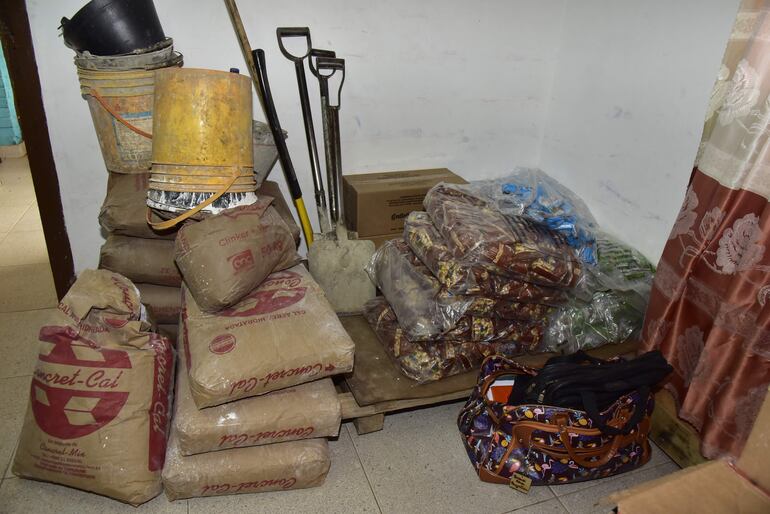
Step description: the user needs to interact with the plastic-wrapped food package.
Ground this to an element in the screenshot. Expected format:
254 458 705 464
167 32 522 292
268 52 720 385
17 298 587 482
12 270 175 506
423 184 582 288
465 168 599 264
443 314 546 346
364 297 529 383
366 238 470 340
404 211 568 303
542 234 654 353
459 295 554 321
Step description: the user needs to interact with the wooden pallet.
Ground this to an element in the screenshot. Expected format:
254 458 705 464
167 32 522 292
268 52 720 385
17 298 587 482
339 315 640 434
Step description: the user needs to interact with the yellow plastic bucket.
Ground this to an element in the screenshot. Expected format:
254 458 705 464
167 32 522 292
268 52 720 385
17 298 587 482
147 68 255 229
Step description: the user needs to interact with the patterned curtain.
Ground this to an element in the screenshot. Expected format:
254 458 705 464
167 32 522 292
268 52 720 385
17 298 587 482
642 0 770 460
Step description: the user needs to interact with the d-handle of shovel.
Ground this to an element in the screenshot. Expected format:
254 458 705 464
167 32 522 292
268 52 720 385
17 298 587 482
276 27 312 61
316 57 346 109
308 48 336 78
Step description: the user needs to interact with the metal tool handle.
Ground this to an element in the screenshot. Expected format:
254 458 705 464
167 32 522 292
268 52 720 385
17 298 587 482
276 27 312 61
308 48 336 78
316 57 346 109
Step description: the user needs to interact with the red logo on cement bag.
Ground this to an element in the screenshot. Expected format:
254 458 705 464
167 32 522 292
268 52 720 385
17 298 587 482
31 326 132 439
209 334 236 354
219 271 306 318
227 249 255 273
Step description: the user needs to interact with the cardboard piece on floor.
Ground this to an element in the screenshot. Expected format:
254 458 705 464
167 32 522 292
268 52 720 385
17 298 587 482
607 386 770 513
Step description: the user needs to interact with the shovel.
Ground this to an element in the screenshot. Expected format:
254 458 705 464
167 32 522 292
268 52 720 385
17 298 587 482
308 57 375 314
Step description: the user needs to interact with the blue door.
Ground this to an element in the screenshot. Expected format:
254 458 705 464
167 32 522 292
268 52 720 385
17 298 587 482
0 42 22 146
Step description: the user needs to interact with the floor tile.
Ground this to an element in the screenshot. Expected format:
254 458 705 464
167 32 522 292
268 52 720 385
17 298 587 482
0 230 49 266
0 376 32 480
12 204 42 232
0 477 187 513
557 461 680 514
505 498 568 514
0 308 54 379
0 263 58 312
548 440 676 498
188 427 380 513
348 401 554 514
0 204 30 232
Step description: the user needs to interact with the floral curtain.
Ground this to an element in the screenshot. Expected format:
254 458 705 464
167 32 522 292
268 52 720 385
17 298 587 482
642 0 770 460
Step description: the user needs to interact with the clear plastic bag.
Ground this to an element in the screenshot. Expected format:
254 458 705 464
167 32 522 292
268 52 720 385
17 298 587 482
464 168 599 265
363 297 529 383
423 184 582 288
403 211 570 303
365 238 471 341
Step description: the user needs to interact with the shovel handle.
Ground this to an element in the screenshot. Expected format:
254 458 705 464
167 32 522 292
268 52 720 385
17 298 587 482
308 48 336 77
276 27 312 61
316 57 345 108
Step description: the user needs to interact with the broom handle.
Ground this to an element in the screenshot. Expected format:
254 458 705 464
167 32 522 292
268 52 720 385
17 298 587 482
224 0 267 117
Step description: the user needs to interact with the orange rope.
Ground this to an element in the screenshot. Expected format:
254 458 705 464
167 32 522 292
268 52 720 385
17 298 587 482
84 87 153 139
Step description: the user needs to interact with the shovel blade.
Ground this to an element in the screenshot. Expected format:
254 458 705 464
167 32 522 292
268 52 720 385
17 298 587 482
308 238 376 314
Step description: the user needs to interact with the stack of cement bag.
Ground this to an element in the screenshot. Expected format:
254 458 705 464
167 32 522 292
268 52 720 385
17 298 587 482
161 196 354 501
366 175 653 383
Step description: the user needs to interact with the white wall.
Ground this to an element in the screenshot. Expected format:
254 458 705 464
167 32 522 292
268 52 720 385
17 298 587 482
26 0 739 271
539 0 740 260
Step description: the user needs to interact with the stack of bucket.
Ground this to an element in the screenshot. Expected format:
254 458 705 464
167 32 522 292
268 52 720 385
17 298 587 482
63 0 185 338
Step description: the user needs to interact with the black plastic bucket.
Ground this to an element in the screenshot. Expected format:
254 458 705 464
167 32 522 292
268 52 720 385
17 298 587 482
61 0 166 56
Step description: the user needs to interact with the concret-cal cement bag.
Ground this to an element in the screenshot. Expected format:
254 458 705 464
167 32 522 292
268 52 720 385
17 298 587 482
98 172 178 240
12 269 175 506
174 196 300 312
182 265 354 408
100 235 181 287
175 330 340 455
162 434 330 501
135 283 181 324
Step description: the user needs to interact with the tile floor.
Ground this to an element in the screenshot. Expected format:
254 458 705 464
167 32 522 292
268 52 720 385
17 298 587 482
0 156 680 513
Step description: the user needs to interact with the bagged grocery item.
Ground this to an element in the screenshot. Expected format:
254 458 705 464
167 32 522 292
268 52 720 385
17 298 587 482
467 168 599 264
175 330 340 455
404 212 567 303
12 269 175 506
136 283 180 324
364 297 530 383
182 265 355 407
98 172 178 240
424 184 582 288
175 197 300 313
162 434 330 500
100 235 181 287
366 238 470 340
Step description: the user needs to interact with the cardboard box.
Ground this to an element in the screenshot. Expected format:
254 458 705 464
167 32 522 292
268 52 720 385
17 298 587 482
343 168 465 237
606 386 770 513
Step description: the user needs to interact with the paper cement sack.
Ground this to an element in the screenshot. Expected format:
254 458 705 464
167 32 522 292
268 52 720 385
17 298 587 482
100 235 181 287
136 283 181 324
162 434 330 500
175 339 340 454
12 269 175 506
99 172 178 240
182 265 355 408
257 180 301 245
174 197 300 312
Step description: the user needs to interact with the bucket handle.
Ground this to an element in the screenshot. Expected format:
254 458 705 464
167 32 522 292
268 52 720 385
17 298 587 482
83 87 153 139
146 167 242 230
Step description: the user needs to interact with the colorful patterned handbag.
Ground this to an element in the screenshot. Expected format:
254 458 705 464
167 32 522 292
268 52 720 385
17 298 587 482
458 355 655 488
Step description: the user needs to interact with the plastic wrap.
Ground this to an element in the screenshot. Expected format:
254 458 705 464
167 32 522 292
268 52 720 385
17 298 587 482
175 335 340 455
443 314 546 345
423 184 582 288
162 434 330 500
12 270 175 506
465 168 599 264
403 211 569 303
364 297 530 383
542 234 654 353
182 265 354 408
366 238 471 340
